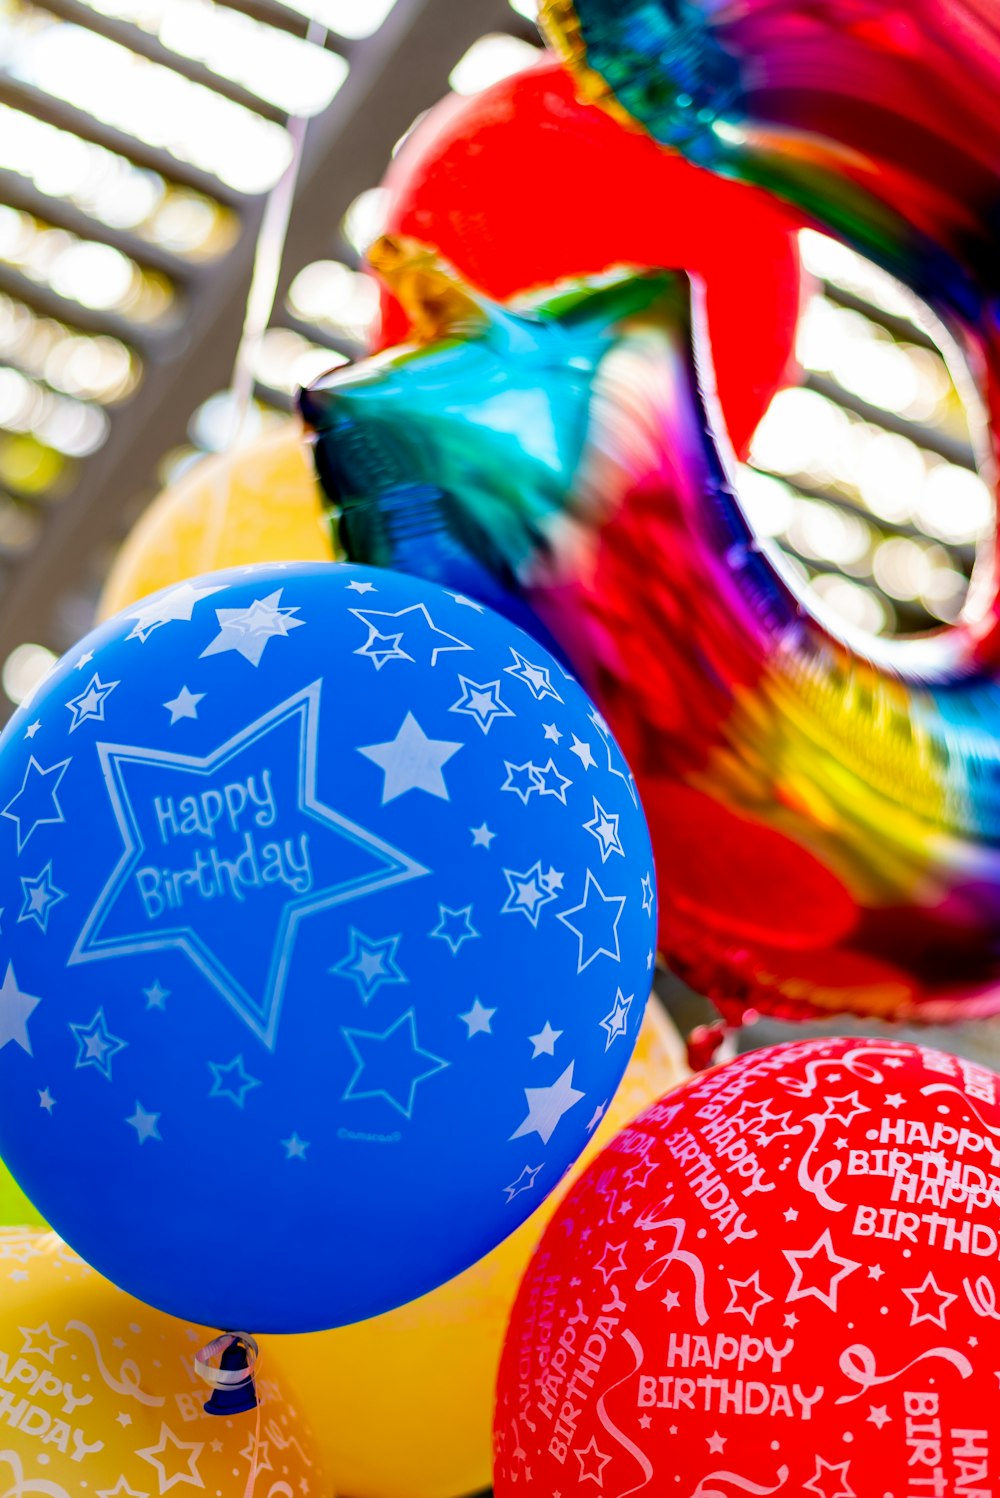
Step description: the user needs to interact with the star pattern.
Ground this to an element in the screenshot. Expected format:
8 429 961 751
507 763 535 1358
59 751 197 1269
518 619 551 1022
599 988 633 1049
569 734 596 769
163 686 204 724
471 821 495 848
208 1054 260 1107
505 1163 543 1202
70 1008 127 1081
902 1270 956 1329
1 755 70 851
529 1021 562 1057
557 870 626 972
510 1062 585 1146
126 581 224 643
0 962 40 1054
350 602 470 669
282 1132 309 1160
144 981 169 1010
449 676 515 734
804 1456 855 1498
18 861 66 932
505 648 563 702
73 683 427 1050
531 758 572 803
342 1010 448 1118
126 1101 161 1144
784 1229 860 1311
459 998 495 1037
502 861 559 927
359 712 462 803
583 798 624 861
66 672 119 732
136 1421 204 1492
18 1321 67 1362
200 590 304 666
575 1436 611 1486
640 872 654 915
429 904 479 955
725 1270 773 1325
330 928 406 1002
501 759 539 805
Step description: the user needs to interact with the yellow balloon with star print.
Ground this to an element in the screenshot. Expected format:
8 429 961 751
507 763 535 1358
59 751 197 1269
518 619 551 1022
0 1227 329 1498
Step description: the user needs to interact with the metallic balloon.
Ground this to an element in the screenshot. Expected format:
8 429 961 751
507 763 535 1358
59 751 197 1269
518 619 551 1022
300 224 1000 1028
370 57 801 458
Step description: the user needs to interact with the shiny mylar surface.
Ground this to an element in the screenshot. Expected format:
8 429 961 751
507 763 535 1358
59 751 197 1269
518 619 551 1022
301 241 1000 1028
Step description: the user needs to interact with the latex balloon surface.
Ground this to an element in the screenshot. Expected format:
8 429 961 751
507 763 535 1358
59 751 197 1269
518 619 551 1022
99 419 333 620
0 561 655 1331
0 1227 326 1497
372 58 801 457
301 247 1000 1027
0 1157 43 1227
272 1001 686 1498
495 1037 1000 1496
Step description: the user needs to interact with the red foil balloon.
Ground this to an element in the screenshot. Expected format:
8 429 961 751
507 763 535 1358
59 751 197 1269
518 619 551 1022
372 59 801 457
495 1037 1000 1496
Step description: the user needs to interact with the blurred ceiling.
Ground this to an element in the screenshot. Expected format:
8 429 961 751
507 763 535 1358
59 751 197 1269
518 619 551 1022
0 0 988 726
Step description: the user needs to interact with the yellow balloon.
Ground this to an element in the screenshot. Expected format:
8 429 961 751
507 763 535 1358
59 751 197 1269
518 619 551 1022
0 1227 331 1497
270 1001 687 1498
0 1160 44 1229
99 420 333 618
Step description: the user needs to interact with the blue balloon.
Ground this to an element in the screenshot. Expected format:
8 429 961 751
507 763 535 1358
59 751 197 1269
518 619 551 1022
0 562 655 1330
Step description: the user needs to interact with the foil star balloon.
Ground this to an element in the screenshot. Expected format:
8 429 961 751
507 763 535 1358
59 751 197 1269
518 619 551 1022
301 240 1000 1028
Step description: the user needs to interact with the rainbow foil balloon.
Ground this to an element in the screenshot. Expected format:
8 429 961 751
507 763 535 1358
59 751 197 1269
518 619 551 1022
301 0 1000 1028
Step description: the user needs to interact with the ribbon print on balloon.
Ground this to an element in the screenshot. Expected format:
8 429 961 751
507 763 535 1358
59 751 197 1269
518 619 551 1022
495 1038 1000 1494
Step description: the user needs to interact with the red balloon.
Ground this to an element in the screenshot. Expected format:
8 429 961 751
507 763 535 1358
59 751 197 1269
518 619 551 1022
495 1037 1000 1496
372 60 801 457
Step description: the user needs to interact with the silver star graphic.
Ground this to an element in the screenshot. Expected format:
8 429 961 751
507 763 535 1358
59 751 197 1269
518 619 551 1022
510 1061 585 1145
163 686 205 724
470 821 495 848
200 589 304 666
359 712 462 803
127 582 224 643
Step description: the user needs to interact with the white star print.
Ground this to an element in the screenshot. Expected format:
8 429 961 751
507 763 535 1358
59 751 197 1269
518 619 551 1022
542 722 562 743
359 712 462 803
470 822 495 848
557 870 626 971
350 602 470 668
583 798 624 861
569 735 596 769
505 648 563 703
725 1271 773 1325
282 1133 309 1160
200 589 304 666
529 1021 562 1057
502 861 559 927
0 963 40 1055
459 998 495 1037
126 581 224 642
23 721 41 739
66 672 119 732
163 686 204 724
135 1421 203 1492
126 1101 161 1145
449 677 515 734
804 1455 855 1498
504 1164 543 1202
510 1061 585 1146
599 989 633 1049
902 1270 956 1329
1 755 70 852
144 981 170 1010
346 580 376 593
784 1229 860 1311
38 1088 55 1112
641 872 654 915
447 592 483 611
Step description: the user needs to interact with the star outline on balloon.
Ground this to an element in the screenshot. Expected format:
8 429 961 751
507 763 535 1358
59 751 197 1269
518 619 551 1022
200 589 304 667
557 869 627 972
1 755 71 853
350 602 472 669
70 681 429 1051
18 862 67 933
341 1008 449 1118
